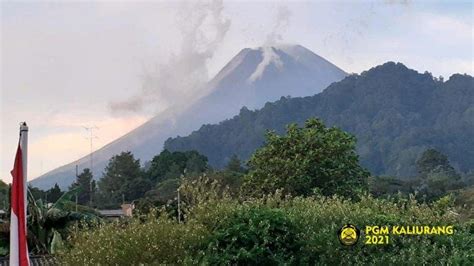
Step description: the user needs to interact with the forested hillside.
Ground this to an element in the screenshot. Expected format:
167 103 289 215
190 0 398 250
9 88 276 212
165 62 474 177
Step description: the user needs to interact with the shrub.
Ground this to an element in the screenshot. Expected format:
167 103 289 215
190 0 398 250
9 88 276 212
58 214 208 265
59 188 473 265
199 206 303 265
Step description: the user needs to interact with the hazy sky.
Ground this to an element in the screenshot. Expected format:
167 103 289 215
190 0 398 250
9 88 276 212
1 0 472 184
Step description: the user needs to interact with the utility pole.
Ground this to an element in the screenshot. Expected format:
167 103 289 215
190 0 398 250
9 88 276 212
177 188 181 224
83 125 99 207
177 169 185 224
75 165 78 212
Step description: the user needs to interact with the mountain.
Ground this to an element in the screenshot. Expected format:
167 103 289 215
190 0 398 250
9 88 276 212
31 44 347 189
164 62 474 177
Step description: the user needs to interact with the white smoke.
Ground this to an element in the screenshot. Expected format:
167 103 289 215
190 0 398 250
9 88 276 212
248 6 291 82
265 5 292 46
110 0 231 115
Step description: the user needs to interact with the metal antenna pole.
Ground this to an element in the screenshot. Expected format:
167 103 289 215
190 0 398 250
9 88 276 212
83 126 99 207
75 165 79 212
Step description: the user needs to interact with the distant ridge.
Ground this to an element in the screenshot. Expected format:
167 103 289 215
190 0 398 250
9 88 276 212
31 44 347 189
164 62 474 177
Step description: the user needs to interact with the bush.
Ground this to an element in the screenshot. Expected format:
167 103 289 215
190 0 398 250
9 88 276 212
199 206 303 265
282 194 473 264
58 214 208 265
59 189 474 265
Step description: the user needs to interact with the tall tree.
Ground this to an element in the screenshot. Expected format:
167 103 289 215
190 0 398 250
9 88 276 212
70 168 95 206
416 149 462 200
225 154 246 173
416 149 457 178
98 151 143 205
185 151 208 175
242 118 369 197
46 184 63 203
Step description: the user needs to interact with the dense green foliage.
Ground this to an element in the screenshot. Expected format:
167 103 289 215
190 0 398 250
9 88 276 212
225 154 246 173
42 111 474 264
415 149 464 201
201 206 303 265
80 149 209 209
59 179 474 265
59 216 207 265
243 118 369 197
97 151 146 207
416 149 457 178
28 183 64 205
27 188 99 254
146 150 208 183
164 63 474 177
0 180 8 211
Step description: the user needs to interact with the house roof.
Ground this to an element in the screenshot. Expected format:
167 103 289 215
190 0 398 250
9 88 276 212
98 209 124 217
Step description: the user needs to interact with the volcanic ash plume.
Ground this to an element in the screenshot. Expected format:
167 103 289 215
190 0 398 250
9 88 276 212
110 0 231 115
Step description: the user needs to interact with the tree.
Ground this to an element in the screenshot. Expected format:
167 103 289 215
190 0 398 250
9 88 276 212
146 150 208 182
70 168 95 206
122 178 153 202
0 180 8 210
98 151 143 205
416 149 457 178
242 118 369 197
225 154 246 173
185 151 208 175
29 186 46 202
27 187 100 254
46 183 64 203
416 149 462 200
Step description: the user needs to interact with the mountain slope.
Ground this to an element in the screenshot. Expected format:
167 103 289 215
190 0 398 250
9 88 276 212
31 44 347 189
164 63 474 177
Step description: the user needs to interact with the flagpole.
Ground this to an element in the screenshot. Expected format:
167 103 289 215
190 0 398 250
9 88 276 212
20 122 28 233
10 122 30 266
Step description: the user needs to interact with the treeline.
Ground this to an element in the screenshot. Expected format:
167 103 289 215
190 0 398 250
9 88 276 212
24 121 473 215
24 149 246 210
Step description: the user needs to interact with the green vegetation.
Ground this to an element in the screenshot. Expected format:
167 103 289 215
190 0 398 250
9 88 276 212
97 151 145 207
93 150 209 208
59 186 473 265
200 205 303 265
4 111 472 263
55 117 473 264
27 188 99 254
147 150 208 183
243 118 369 197
164 63 474 177
29 183 64 204
0 181 8 210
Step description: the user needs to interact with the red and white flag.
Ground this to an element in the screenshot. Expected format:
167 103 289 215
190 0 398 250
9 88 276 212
10 123 30 266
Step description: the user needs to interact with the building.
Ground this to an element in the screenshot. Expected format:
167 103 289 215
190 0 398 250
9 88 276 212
98 204 134 220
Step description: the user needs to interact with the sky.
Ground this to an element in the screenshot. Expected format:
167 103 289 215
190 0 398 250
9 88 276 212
1 0 472 184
